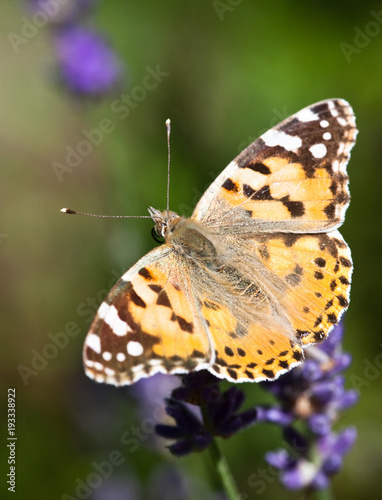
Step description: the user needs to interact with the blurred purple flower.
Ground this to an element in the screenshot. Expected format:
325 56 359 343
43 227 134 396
91 476 140 500
26 0 96 25
258 322 358 491
155 371 257 456
53 26 123 96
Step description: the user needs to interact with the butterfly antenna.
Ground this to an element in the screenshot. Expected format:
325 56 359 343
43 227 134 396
60 208 151 219
166 119 171 215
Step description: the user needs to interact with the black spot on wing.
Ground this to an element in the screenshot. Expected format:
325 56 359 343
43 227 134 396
318 234 338 258
262 369 275 379
292 350 303 361
327 313 337 324
324 202 336 220
315 257 326 268
129 288 146 308
338 295 349 307
156 290 171 308
253 185 273 200
138 267 153 280
222 178 239 192
340 257 351 267
225 346 234 357
280 195 305 218
246 162 271 175
176 316 194 333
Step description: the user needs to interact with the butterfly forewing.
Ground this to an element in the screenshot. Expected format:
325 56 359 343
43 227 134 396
192 99 357 234
83 246 213 385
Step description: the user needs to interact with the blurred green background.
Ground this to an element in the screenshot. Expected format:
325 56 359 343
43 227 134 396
1 1 382 498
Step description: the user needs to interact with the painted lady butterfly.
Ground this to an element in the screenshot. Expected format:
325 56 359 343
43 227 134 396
78 99 357 385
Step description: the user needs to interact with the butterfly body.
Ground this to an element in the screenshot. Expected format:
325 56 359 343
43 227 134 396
83 99 357 386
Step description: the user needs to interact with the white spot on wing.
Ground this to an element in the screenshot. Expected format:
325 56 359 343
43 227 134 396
296 108 319 122
261 129 302 151
320 120 329 128
337 117 347 126
102 351 112 361
332 159 340 172
148 359 163 366
132 364 145 373
328 101 339 117
127 341 144 357
86 333 101 353
116 352 126 362
101 304 131 336
323 132 331 140
98 302 110 319
309 143 327 159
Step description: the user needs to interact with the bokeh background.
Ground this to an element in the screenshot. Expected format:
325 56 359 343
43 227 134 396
1 1 382 498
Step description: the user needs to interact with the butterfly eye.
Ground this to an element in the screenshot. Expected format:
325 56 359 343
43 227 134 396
151 227 165 243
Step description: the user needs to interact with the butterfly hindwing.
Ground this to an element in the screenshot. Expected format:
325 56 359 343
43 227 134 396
200 299 304 382
250 231 352 346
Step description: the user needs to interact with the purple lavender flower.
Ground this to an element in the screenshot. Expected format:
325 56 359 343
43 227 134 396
53 26 123 96
92 476 140 500
259 322 358 491
26 0 96 25
155 371 257 456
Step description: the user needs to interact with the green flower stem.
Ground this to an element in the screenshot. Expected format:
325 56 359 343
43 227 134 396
314 486 335 500
207 438 241 500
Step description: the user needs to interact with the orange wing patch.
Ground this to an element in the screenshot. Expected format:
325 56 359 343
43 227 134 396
253 231 352 346
201 301 303 382
219 157 349 228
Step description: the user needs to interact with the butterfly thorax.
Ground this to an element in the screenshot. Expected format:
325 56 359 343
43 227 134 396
148 206 220 266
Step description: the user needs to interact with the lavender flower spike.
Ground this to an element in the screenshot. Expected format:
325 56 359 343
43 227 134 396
260 321 358 492
155 371 257 456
